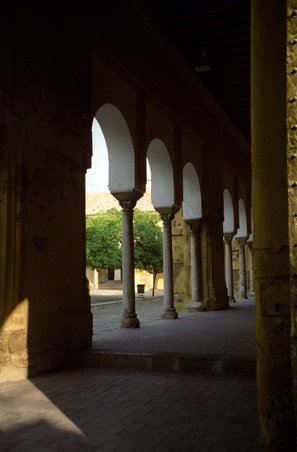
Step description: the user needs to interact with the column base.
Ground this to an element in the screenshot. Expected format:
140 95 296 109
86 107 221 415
249 291 255 297
161 308 178 319
120 314 140 328
239 295 248 300
187 301 202 312
229 296 236 303
199 296 230 311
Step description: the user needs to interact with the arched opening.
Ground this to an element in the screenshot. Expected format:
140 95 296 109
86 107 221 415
234 199 248 299
182 162 202 220
223 189 236 301
86 104 137 331
235 199 248 238
147 138 178 319
95 103 135 193
182 162 203 310
86 118 109 193
147 138 174 209
223 189 235 234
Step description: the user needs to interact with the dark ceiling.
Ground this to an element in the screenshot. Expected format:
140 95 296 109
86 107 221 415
142 0 251 143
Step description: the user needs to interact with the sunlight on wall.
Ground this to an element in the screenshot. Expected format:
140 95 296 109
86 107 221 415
0 298 29 381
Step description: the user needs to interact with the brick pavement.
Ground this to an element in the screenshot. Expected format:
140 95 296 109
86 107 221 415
0 296 260 451
0 367 260 451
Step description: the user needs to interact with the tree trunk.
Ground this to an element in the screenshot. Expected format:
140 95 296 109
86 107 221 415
152 273 156 297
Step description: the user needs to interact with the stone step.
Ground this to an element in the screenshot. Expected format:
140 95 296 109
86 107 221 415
69 351 256 375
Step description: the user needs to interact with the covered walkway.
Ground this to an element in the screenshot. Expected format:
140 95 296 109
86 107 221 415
0 298 259 451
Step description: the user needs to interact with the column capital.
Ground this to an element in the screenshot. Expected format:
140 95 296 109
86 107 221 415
119 199 136 212
224 232 235 244
157 205 180 225
185 218 201 232
236 236 248 247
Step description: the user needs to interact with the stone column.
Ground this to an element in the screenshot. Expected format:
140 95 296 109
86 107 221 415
252 0 295 448
247 241 255 296
224 233 236 302
236 237 248 299
119 199 140 328
200 214 229 311
160 211 178 319
187 220 203 311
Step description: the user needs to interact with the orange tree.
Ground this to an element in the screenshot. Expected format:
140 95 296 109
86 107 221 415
133 209 163 296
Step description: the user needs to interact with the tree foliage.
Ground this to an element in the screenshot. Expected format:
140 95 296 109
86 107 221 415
86 207 163 295
86 208 122 270
133 209 163 295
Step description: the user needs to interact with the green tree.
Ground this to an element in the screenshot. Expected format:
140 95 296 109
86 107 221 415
133 209 163 296
86 208 122 270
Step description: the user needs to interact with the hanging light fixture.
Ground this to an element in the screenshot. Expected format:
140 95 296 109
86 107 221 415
195 47 211 73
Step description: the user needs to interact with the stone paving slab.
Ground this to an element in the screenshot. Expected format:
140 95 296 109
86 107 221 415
0 367 260 451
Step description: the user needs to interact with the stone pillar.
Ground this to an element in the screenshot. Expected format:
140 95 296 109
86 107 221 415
236 237 248 299
199 217 229 311
160 211 178 319
119 199 140 328
247 241 255 296
93 268 99 290
187 220 203 311
224 233 236 302
252 0 296 448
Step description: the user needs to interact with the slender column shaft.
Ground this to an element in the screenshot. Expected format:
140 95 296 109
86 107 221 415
237 237 248 299
247 242 255 296
224 233 235 302
187 221 203 311
120 199 139 328
160 213 178 319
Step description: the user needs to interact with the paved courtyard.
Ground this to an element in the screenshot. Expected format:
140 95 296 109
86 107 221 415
91 291 256 358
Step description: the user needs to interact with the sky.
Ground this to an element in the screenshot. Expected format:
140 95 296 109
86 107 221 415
86 120 109 193
86 119 150 193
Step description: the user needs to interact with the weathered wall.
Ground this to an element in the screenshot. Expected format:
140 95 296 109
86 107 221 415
252 0 296 448
0 8 93 380
287 0 297 424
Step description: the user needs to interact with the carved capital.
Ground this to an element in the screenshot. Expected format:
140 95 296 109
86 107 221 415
186 219 200 233
160 212 174 228
157 205 180 227
236 236 248 248
224 232 234 245
119 199 136 213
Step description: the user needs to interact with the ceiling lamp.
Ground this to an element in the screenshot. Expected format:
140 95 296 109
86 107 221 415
195 47 211 73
